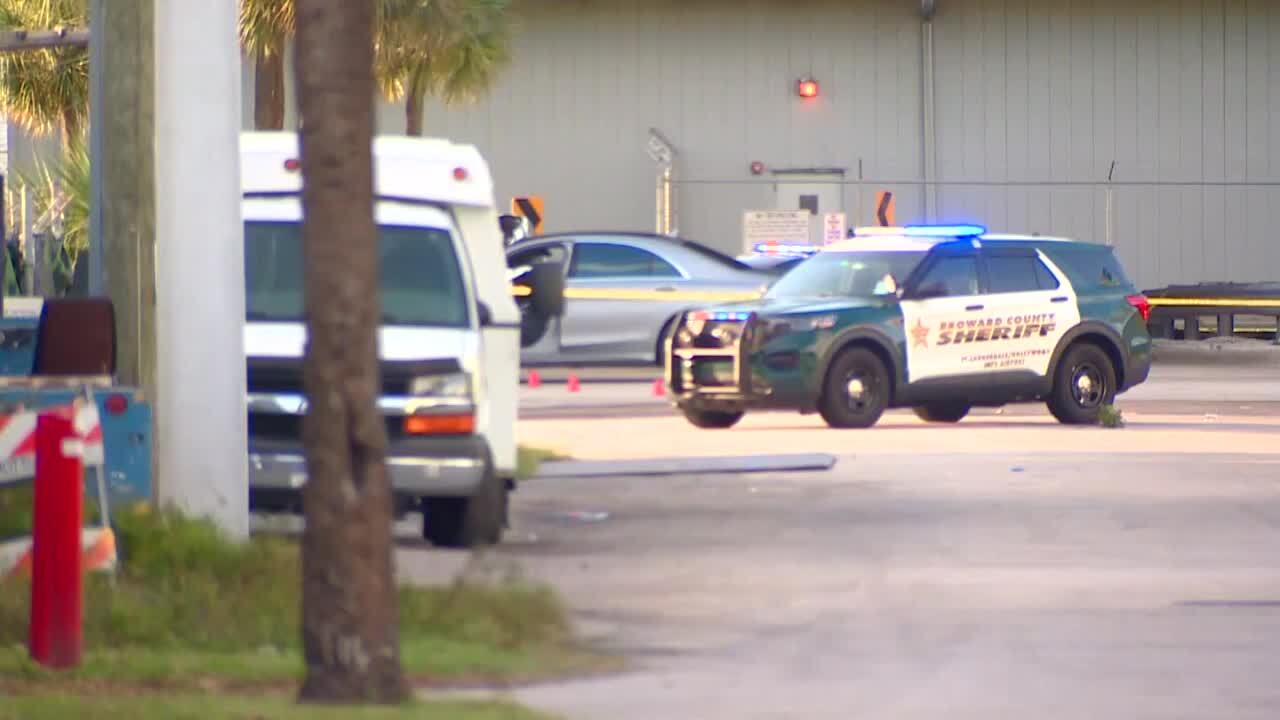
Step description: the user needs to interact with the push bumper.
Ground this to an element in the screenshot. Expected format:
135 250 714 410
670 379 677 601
664 310 772 410
248 434 491 503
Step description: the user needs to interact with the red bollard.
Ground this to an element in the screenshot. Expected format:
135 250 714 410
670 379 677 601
28 408 84 669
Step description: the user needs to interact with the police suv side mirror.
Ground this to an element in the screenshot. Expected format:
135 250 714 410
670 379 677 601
908 283 948 301
477 301 494 327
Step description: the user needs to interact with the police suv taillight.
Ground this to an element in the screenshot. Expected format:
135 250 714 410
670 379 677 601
1125 294 1152 322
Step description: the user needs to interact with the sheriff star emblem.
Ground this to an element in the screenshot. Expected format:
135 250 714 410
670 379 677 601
910 318 930 349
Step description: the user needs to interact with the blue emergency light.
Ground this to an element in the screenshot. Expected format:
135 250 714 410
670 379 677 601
901 224 987 238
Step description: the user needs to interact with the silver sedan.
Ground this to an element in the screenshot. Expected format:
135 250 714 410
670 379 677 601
507 231 772 366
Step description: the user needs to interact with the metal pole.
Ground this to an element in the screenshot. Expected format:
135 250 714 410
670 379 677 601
655 171 662 235
920 19 938 223
0 29 89 52
20 185 31 294
88 0 105 296
662 166 672 235
1104 160 1117 247
31 227 43 296
154 0 248 539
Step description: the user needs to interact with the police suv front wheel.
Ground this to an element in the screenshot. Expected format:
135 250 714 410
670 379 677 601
819 347 889 429
1047 342 1117 425
680 405 745 429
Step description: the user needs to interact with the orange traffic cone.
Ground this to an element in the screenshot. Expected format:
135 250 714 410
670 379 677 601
527 370 541 389
567 374 581 393
652 378 666 397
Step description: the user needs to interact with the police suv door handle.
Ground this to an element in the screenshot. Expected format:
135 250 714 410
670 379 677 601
965 304 984 311
1051 296 1069 303
655 286 677 292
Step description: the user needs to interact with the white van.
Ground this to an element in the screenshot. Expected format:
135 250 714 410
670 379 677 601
239 131 564 547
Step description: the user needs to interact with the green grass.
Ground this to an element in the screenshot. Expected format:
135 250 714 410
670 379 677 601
0 504 613 694
0 695 558 720
516 445 568 481
1098 404 1125 428
0 481 103 540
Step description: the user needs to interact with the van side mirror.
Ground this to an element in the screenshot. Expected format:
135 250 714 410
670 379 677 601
527 261 566 317
477 301 493 327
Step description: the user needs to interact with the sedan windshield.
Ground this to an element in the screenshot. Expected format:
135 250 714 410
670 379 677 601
244 221 470 327
765 250 927 299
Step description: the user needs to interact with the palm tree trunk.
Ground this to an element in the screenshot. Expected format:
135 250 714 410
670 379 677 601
61 107 81 149
404 67 428 136
293 0 408 704
254 46 287 130
405 89 424 136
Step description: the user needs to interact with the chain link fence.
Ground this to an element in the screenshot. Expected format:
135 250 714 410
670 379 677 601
670 178 1280 293
3 179 77 299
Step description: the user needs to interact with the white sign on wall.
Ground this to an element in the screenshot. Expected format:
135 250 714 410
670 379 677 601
822 212 847 245
742 210 812 253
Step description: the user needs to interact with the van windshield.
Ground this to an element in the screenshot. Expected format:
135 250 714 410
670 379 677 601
244 221 470 328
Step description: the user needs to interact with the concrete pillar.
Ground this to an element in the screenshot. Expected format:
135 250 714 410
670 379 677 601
153 0 248 539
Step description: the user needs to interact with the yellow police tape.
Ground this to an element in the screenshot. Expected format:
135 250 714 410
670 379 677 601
510 285 762 303
510 288 1280 309
1147 298 1280 309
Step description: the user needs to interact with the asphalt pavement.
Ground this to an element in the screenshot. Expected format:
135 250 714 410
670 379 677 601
407 451 1280 719
400 352 1280 718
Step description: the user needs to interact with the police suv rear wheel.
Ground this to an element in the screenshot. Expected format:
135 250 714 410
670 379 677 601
913 402 971 423
681 405 745 429
1047 342 1117 425
819 347 889 429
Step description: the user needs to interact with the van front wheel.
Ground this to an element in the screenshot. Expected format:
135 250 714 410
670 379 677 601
421 474 507 548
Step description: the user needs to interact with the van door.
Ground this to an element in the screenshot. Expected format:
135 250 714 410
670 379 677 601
507 241 569 364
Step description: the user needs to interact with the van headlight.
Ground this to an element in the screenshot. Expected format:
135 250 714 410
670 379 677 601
410 372 472 399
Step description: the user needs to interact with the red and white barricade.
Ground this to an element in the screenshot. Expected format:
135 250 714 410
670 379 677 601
0 399 115 581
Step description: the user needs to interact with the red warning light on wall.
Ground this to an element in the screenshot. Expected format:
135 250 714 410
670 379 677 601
797 77 819 99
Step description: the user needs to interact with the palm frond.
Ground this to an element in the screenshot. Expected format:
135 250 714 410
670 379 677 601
374 0 514 114
16 135 89 261
0 0 89 140
436 0 513 105
239 0 294 57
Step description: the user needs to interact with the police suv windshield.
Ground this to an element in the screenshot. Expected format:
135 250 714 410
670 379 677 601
764 250 927 299
244 221 470 327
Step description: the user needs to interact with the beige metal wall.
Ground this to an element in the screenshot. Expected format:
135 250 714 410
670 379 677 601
216 0 1280 290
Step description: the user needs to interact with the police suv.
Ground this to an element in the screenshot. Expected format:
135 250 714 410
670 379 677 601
664 225 1153 429
241 132 564 547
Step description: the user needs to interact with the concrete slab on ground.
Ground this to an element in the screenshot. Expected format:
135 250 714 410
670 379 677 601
1152 337 1279 366
535 453 837 479
402 449 1280 719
